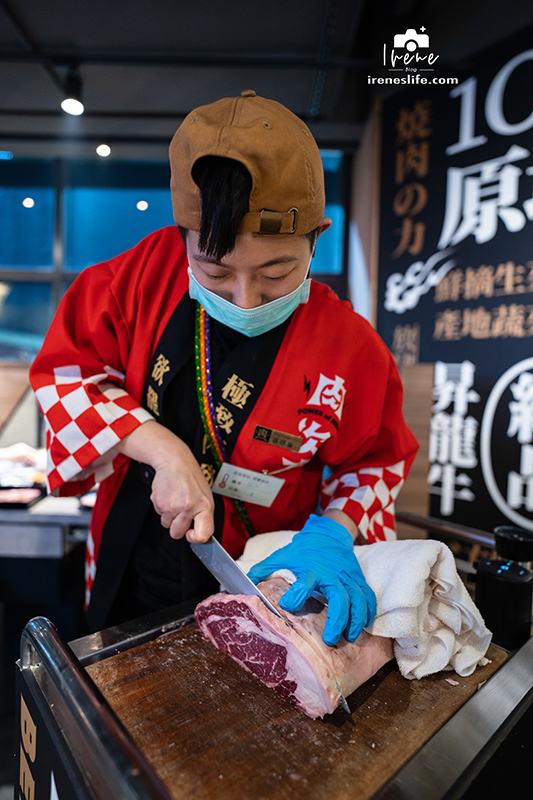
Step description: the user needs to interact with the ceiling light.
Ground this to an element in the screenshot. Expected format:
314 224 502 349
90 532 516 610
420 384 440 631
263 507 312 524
61 67 85 116
96 144 111 157
22 198 35 208
0 151 13 160
61 98 84 115
137 201 149 211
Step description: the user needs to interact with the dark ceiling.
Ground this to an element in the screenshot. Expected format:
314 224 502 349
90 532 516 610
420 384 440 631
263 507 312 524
0 0 532 161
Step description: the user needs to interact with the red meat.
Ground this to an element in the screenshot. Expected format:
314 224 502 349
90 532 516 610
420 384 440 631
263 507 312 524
195 577 394 718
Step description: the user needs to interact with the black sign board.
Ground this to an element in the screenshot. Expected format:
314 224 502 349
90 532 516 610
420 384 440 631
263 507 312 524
377 27 533 533
16 666 92 800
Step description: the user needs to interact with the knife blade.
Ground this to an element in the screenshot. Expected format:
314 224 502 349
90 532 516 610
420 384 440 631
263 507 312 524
142 463 350 713
190 535 292 625
191 536 351 714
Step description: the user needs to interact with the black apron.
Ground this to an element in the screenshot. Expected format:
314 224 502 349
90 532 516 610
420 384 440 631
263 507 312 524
86 295 290 631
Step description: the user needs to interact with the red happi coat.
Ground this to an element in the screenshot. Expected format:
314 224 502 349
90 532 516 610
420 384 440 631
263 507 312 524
30 226 418 605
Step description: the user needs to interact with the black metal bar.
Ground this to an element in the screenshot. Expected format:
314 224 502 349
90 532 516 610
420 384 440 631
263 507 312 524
396 511 496 548
0 132 362 150
0 0 66 94
0 109 184 118
0 132 174 144
0 269 57 282
71 605 197 666
0 48 378 70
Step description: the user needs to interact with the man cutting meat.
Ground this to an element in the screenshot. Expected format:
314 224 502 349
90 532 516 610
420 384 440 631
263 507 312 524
30 90 418 642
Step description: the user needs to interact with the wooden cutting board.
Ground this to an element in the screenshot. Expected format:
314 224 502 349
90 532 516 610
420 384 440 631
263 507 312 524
86 625 506 800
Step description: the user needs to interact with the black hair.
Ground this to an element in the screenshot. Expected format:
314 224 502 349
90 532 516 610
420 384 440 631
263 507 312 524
191 155 252 260
179 155 320 259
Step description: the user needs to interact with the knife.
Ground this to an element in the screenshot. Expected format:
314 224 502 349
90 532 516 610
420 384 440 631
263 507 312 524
191 535 351 714
141 465 350 712
190 535 292 625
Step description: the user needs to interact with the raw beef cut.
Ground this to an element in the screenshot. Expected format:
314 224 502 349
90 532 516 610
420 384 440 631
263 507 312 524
195 577 394 718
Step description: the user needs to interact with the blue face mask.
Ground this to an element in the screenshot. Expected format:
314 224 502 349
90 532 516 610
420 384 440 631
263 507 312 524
187 265 312 337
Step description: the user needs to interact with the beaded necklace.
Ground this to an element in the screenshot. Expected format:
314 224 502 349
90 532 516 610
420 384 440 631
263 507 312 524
194 301 255 538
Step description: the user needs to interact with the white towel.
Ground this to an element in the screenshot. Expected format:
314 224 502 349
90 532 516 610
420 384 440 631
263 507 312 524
237 531 492 680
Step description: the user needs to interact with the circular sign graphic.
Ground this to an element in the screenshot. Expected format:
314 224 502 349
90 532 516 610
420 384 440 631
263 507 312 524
480 356 533 531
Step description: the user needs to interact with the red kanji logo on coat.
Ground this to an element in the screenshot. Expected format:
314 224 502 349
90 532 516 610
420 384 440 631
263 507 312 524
308 373 347 419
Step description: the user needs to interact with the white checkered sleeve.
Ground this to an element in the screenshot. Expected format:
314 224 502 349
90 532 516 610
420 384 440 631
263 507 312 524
35 364 153 496
322 461 408 542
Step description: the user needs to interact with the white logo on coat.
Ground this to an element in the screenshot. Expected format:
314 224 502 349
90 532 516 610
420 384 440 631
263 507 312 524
308 373 347 419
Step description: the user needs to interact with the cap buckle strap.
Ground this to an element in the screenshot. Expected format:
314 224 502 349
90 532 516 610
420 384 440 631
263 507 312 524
258 207 299 235
258 210 282 235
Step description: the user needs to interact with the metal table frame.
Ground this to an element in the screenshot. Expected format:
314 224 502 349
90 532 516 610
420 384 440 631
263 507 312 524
0 496 91 558
17 602 533 800
15 512 533 798
18 606 194 800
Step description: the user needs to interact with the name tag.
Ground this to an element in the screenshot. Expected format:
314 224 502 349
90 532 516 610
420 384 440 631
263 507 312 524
252 425 303 452
212 463 285 507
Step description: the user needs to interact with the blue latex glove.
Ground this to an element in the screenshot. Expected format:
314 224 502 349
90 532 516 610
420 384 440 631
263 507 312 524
247 515 376 646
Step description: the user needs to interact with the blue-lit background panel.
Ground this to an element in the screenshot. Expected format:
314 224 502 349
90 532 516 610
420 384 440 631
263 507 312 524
310 203 345 275
0 188 54 269
0 281 53 357
64 187 175 271
321 150 343 173
310 150 345 276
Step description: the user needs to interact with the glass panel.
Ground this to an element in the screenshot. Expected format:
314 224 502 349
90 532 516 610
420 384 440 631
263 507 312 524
64 160 170 189
0 281 53 359
310 203 345 275
310 150 345 276
321 150 344 173
64 187 175 271
0 187 54 269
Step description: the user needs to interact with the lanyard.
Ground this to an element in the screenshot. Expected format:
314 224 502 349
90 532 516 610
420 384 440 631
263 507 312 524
194 302 255 538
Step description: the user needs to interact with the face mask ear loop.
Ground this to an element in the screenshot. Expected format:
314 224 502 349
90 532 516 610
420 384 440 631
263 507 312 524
310 230 319 259
305 247 315 280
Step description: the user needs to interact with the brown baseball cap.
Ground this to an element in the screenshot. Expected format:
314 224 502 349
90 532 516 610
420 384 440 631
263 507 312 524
169 90 325 236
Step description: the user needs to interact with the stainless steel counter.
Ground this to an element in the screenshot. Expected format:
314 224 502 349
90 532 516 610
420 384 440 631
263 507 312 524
0 495 91 557
15 605 533 800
